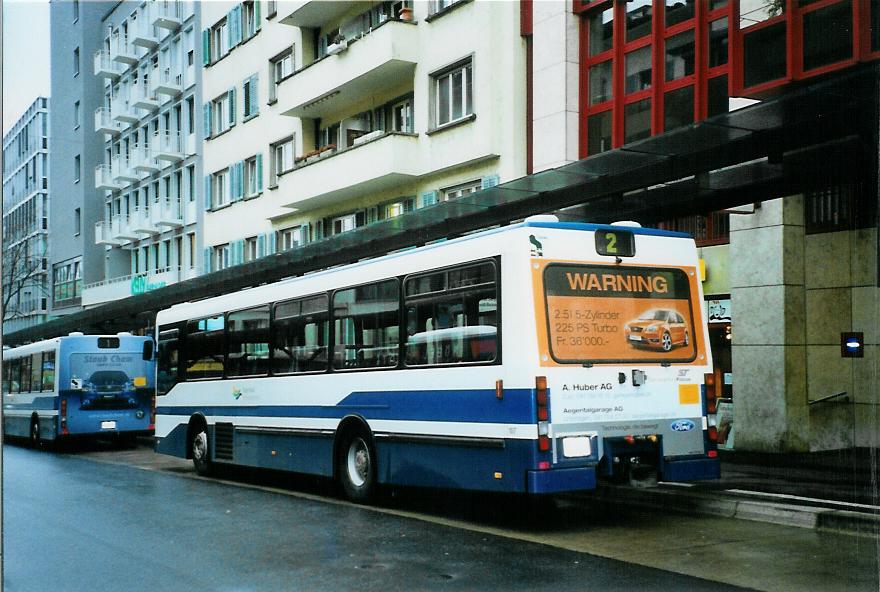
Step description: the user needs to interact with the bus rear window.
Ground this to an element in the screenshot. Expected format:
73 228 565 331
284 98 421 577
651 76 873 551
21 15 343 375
543 264 697 364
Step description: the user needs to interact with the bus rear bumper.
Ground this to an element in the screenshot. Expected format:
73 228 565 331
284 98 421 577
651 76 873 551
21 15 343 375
662 457 721 482
527 466 597 494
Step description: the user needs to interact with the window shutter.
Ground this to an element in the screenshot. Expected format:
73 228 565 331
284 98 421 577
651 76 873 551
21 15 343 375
204 175 212 210
255 154 263 192
257 234 265 258
228 88 236 126
404 196 416 212
243 78 251 117
236 161 244 200
314 219 324 240
234 6 243 45
367 206 378 224
231 239 243 265
255 0 261 29
318 36 327 58
300 225 310 245
481 174 500 189
203 102 212 138
203 248 212 273
250 74 259 116
420 190 438 207
202 29 211 65
267 230 276 254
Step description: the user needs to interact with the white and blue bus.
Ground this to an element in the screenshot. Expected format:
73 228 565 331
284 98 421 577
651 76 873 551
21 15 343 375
3 333 155 446
154 218 720 502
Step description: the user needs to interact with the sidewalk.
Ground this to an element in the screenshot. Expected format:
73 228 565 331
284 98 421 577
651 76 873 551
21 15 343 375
592 448 880 536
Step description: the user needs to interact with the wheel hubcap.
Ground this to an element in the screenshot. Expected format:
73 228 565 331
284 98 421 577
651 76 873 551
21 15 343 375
662 334 672 350
193 432 207 461
347 438 369 487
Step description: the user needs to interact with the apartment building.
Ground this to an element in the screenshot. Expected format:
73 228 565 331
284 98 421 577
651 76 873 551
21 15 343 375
2 98 51 333
200 0 527 270
48 0 107 317
85 0 203 306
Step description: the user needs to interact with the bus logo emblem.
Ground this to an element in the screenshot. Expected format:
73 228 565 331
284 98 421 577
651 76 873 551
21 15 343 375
232 387 242 400
670 419 695 432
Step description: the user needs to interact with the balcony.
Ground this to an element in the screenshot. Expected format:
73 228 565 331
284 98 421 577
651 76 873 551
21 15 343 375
131 145 161 173
94 50 122 79
151 67 183 97
154 199 183 228
112 156 142 184
83 267 181 306
111 32 138 66
95 108 123 136
154 131 185 162
130 9 159 48
151 0 182 30
132 84 160 111
279 132 420 210
112 214 139 242
279 1 357 28
278 20 418 120
112 98 140 124
131 207 159 235
95 221 125 246
95 165 123 191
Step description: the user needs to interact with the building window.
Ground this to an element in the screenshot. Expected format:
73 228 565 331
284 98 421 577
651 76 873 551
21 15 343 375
213 169 229 207
211 19 230 62
270 48 293 102
73 0 79 21
244 236 258 262
658 212 729 246
188 233 196 268
73 47 80 76
243 1 257 40
187 164 196 202
52 258 82 306
805 182 873 234
244 156 259 197
243 75 259 119
442 180 481 201
74 155 81 183
74 101 80 129
212 93 231 135
332 213 357 235
74 208 81 235
433 59 473 127
272 136 294 179
214 244 230 270
279 226 302 250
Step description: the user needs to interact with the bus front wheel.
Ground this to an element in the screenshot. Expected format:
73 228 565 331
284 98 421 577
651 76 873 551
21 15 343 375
191 426 213 476
337 429 376 504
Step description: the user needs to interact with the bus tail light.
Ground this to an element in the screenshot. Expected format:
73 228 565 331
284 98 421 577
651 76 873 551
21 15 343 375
150 395 156 431
536 376 551 455
704 373 718 414
708 425 718 442
60 398 69 436
538 435 551 452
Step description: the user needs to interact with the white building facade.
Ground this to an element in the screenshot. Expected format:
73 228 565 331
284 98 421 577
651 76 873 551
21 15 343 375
3 98 51 333
201 0 527 270
85 0 204 306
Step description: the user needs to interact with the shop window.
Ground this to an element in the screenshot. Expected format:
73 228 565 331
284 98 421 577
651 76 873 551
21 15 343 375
624 99 651 144
626 0 653 42
589 60 613 105
665 30 695 81
665 0 695 27
587 110 612 155
802 1 852 72
709 18 729 67
739 0 784 28
625 47 653 93
589 6 614 55
658 212 730 245
708 75 729 117
743 22 787 88
710 0 728 9
664 86 694 131
804 182 875 234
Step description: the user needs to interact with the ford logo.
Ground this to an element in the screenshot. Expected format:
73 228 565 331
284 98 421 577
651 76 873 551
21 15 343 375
670 419 696 432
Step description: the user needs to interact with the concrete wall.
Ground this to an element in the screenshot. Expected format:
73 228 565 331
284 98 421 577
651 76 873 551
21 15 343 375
731 196 879 452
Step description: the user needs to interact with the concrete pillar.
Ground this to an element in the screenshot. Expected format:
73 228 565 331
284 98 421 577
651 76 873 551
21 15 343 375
730 197 809 452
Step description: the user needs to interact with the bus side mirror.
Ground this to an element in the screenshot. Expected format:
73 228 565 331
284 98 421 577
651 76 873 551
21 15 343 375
143 340 154 361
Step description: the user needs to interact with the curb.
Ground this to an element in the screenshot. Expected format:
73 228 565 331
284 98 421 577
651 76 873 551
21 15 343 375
587 485 880 536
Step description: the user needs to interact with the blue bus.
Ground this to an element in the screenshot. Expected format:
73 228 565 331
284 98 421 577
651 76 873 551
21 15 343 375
2 333 155 446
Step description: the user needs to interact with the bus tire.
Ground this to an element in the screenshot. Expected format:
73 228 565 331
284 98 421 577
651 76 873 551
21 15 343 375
337 428 376 504
661 331 673 352
29 416 41 449
191 424 213 476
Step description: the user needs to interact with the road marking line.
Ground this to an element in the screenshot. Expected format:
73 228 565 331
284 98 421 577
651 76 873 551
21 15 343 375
725 489 880 512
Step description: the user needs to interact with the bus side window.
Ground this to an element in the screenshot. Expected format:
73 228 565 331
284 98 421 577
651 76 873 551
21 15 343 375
30 353 43 392
9 358 21 394
332 279 400 370
158 328 180 394
19 355 32 393
2 358 10 393
41 351 55 392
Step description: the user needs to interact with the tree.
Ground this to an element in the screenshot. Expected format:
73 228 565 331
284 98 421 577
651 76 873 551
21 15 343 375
2 238 47 322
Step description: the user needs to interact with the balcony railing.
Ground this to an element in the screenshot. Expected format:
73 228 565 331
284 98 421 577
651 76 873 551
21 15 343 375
130 7 159 48
94 50 122 79
95 108 123 135
151 0 182 30
151 67 183 96
112 155 142 184
111 98 140 124
154 199 183 227
111 32 138 66
132 83 160 111
82 266 182 306
95 221 125 246
112 214 139 241
154 131 185 162
131 145 161 173
131 207 159 235
279 20 418 119
95 164 123 191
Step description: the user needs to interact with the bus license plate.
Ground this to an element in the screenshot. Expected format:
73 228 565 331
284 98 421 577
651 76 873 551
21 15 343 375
101 421 117 430
562 436 591 458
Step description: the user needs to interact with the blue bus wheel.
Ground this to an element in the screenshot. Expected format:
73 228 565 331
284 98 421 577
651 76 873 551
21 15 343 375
192 427 212 476
338 429 376 504
29 417 40 449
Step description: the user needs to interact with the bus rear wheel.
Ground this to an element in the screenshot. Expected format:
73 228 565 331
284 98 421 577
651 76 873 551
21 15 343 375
29 416 41 449
337 429 376 504
191 426 213 476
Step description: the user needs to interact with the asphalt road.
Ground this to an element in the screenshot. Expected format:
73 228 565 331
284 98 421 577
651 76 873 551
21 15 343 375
3 444 752 592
